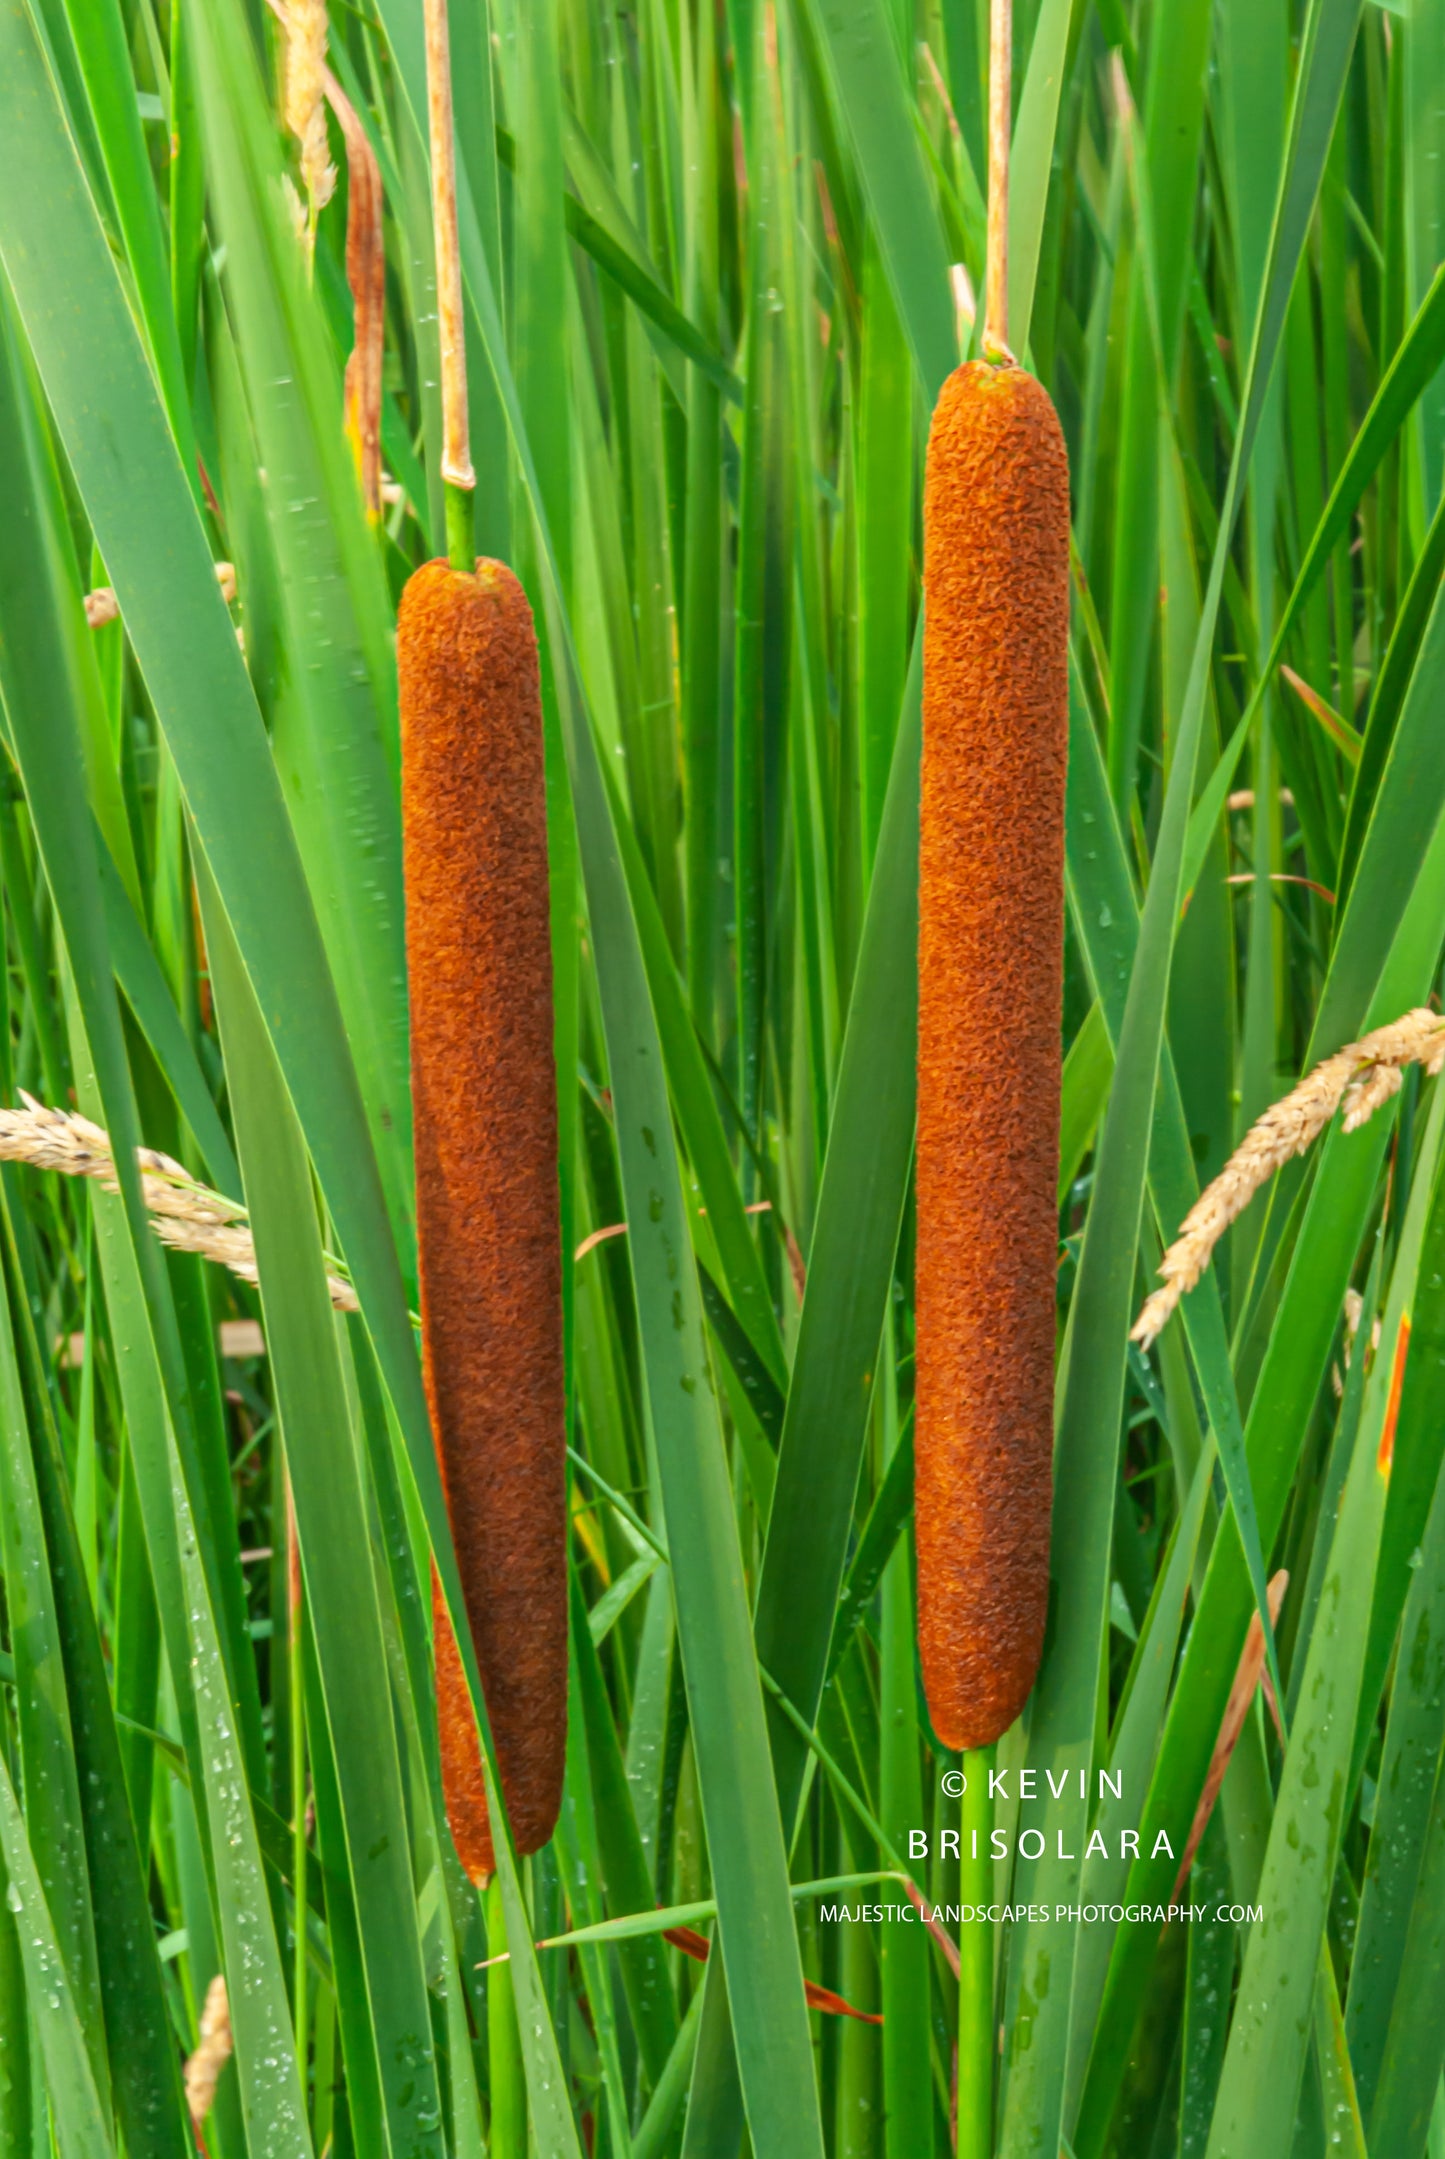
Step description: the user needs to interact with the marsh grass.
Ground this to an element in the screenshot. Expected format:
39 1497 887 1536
0 0 1442 2156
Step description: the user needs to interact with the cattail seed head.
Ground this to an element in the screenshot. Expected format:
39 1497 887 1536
399 558 566 1879
916 359 1070 1753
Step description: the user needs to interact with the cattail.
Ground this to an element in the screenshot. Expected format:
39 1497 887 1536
915 356 1071 1753
399 557 566 1881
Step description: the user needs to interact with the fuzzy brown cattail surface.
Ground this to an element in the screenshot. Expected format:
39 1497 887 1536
916 359 1071 1754
399 557 565 1882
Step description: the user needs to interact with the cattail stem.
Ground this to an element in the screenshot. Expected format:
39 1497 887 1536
486 1876 527 2158
422 0 474 493
984 0 1011 359
957 1750 995 2159
444 477 475 576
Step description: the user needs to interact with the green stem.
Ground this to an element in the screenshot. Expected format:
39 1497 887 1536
957 1747 996 2159
445 477 476 574
486 1874 527 2159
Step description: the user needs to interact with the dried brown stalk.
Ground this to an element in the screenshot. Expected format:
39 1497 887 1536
1174 1570 1289 1897
283 0 335 254
262 0 385 516
1331 1285 1381 1400
184 1973 233 2125
421 0 473 487
983 0 1011 358
1133 1008 1445 1351
331 75 386 520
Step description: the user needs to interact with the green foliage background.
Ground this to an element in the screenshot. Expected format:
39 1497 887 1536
0 0 1442 2152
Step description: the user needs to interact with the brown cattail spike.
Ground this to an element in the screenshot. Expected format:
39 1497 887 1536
399 558 566 1880
916 359 1071 1752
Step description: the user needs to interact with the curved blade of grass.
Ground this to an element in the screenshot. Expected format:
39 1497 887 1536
0 1749 115 2159
0 1201 191 2158
1204 1078 1445 2153
0 1839 28 2154
303 1635 388 2157
731 45 791 1157
51 0 192 460
63 981 313 2152
1339 481 1445 912
755 633 920 1828
555 1671 635 2159
94 841 239 1192
1310 581 1445 1057
635 1986 705 2159
1352 1217 1445 1820
1364 1741 1445 2154
1 309 141 914
597 751 788 1386
1059 999 1111 1202
0 1260 108 2106
1345 1372 1445 2115
204 877 446 2159
493 120 738 399
1008 0 1074 354
569 1565 680 2086
826 1412 914 1685
855 236 913 883
1064 1444 1215 2115
699 1263 785 1449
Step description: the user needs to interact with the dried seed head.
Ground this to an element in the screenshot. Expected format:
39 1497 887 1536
1134 1008 1445 1351
184 1974 233 2125
0 1097 357 1312
283 0 335 241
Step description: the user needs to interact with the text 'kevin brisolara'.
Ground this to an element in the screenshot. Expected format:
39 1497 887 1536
817 1902 1265 1928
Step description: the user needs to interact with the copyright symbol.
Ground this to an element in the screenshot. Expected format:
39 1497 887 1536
941 1769 966 1798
